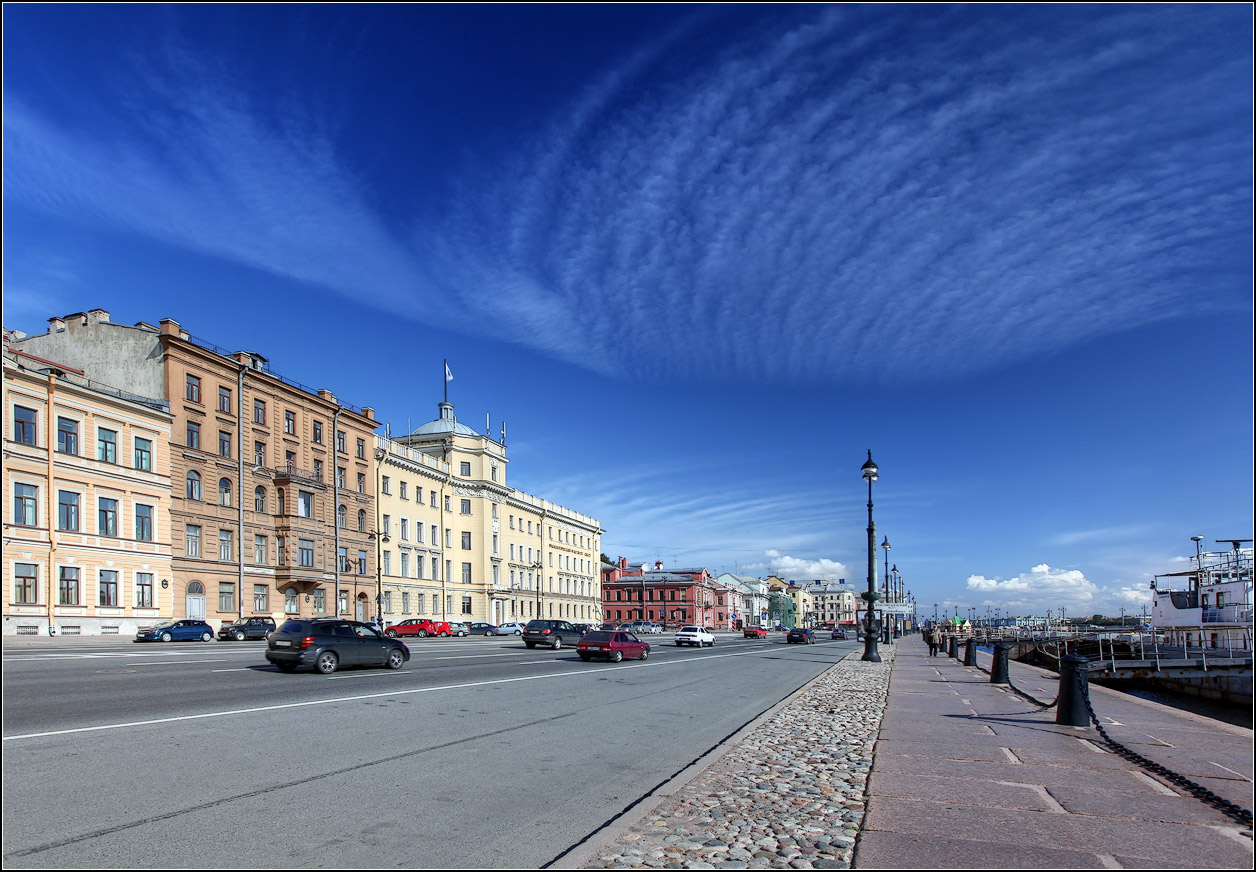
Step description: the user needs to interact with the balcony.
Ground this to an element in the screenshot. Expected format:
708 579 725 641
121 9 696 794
270 463 328 489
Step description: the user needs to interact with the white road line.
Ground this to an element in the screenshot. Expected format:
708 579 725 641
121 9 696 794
137 660 230 666
2 646 781 741
1209 761 1252 781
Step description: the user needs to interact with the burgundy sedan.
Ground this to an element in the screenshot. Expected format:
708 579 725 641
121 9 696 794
576 630 650 663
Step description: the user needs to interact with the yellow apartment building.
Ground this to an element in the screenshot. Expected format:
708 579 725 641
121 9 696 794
8 310 379 630
4 335 174 636
378 400 603 627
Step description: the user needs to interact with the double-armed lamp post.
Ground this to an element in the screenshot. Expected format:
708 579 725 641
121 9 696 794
861 450 882 662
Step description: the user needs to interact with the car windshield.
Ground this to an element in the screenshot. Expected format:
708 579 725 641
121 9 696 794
583 632 613 643
279 621 308 633
679 626 698 632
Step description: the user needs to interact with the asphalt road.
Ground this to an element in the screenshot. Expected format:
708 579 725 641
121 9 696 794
2 632 854 868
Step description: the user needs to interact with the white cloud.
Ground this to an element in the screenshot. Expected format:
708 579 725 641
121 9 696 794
963 562 1152 618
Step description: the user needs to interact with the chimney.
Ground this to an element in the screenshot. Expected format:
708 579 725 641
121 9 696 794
87 309 110 325
619 557 627 569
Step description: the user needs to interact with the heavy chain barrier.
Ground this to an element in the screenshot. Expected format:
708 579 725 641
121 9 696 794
1072 668 1253 827
966 640 1059 709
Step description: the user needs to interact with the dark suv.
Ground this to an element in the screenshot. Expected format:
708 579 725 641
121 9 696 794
523 619 585 649
265 618 410 674
218 616 277 641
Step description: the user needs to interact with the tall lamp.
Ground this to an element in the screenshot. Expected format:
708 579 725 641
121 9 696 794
861 450 881 662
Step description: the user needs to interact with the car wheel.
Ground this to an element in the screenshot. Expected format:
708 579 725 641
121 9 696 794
514 629 522 635
161 632 173 642
640 648 649 660
316 651 339 674
676 641 683 646
551 637 562 649
417 630 428 637
275 662 298 673
579 653 590 662
234 629 246 641
610 650 623 662
386 629 398 637
439 631 450 637
386 649 405 670
201 632 213 642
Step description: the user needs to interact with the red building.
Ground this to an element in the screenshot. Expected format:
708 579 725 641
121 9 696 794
601 559 729 628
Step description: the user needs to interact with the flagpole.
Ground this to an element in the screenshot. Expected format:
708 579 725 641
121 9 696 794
444 359 448 404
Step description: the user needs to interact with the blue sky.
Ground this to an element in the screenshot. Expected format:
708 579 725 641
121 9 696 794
4 4 1252 620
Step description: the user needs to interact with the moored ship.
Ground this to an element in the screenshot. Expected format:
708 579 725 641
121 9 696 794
1150 538 1252 653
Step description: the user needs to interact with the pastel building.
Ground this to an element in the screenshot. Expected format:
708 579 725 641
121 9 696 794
4 333 174 636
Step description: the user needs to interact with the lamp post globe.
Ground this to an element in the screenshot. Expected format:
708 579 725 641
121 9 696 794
861 450 881 662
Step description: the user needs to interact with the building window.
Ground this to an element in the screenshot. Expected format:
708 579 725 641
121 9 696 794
382 550 391 575
98 497 118 537
134 437 152 471
218 386 232 412
491 464 499 482
358 550 367 575
277 536 286 565
358 509 366 532
97 427 118 462
186 524 202 557
185 422 200 450
400 551 410 578
59 567 80 605
336 430 346 453
187 470 202 500
253 399 266 425
277 489 285 515
460 499 471 515
313 588 325 613
219 431 232 458
382 590 392 614
219 478 232 507
14 563 38 604
284 410 296 435
399 481 408 500
460 461 471 477
313 421 323 444
461 531 472 550
382 514 391 537
462 595 472 615
285 588 299 614
254 584 269 612
356 437 365 459
135 504 154 541
313 459 323 481
357 472 365 494
219 529 233 561
336 467 346 488
402 592 410 614
254 441 266 467
255 534 268 564
98 570 119 607
186 374 201 403
136 573 154 608
337 504 347 529
56 417 78 454
219 582 236 612
14 483 38 526
416 555 425 579
254 486 267 513
298 491 313 518
299 538 314 567
338 546 349 573
381 476 391 495
462 562 472 584
417 593 426 615
57 491 80 532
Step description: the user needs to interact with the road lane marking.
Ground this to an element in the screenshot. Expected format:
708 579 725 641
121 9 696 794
2 645 803 741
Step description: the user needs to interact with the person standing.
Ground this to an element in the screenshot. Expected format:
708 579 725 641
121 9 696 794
928 624 942 656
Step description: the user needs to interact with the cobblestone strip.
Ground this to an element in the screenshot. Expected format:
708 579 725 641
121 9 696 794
580 649 894 870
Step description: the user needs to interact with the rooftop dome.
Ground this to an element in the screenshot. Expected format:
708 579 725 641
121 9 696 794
411 401 478 437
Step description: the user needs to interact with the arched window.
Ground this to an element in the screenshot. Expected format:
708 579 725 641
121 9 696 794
277 488 285 515
187 582 205 595
254 486 267 513
337 504 347 529
357 509 366 532
219 478 232 507
284 587 299 614
186 470 202 501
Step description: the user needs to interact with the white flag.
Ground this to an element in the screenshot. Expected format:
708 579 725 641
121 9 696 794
445 363 453 382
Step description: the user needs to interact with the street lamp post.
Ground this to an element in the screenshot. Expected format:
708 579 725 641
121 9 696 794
532 561 543 620
368 531 389 629
861 451 881 662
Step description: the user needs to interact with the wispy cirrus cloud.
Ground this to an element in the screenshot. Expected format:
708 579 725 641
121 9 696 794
4 6 1250 385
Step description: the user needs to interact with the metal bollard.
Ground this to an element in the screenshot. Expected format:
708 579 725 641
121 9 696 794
990 643 1010 684
947 636 959 658
1055 653 1091 727
964 637 977 666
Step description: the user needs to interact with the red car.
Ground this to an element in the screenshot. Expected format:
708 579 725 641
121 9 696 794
577 630 650 663
385 619 452 638
743 625 768 639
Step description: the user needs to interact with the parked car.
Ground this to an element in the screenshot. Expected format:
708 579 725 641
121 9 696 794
675 626 715 647
831 628 849 640
218 616 277 641
496 622 526 635
571 622 594 635
135 619 215 643
787 627 817 644
577 630 650 663
266 618 409 674
447 621 470 637
523 619 584 649
385 619 451 638
468 622 499 635
743 625 768 639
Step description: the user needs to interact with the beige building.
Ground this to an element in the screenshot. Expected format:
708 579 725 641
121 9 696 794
4 333 174 636
377 400 603 626
9 310 379 629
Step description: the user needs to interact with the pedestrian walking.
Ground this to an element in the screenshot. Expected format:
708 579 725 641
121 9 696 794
928 625 941 656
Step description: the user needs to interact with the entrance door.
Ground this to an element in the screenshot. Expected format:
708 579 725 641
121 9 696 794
186 582 206 619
